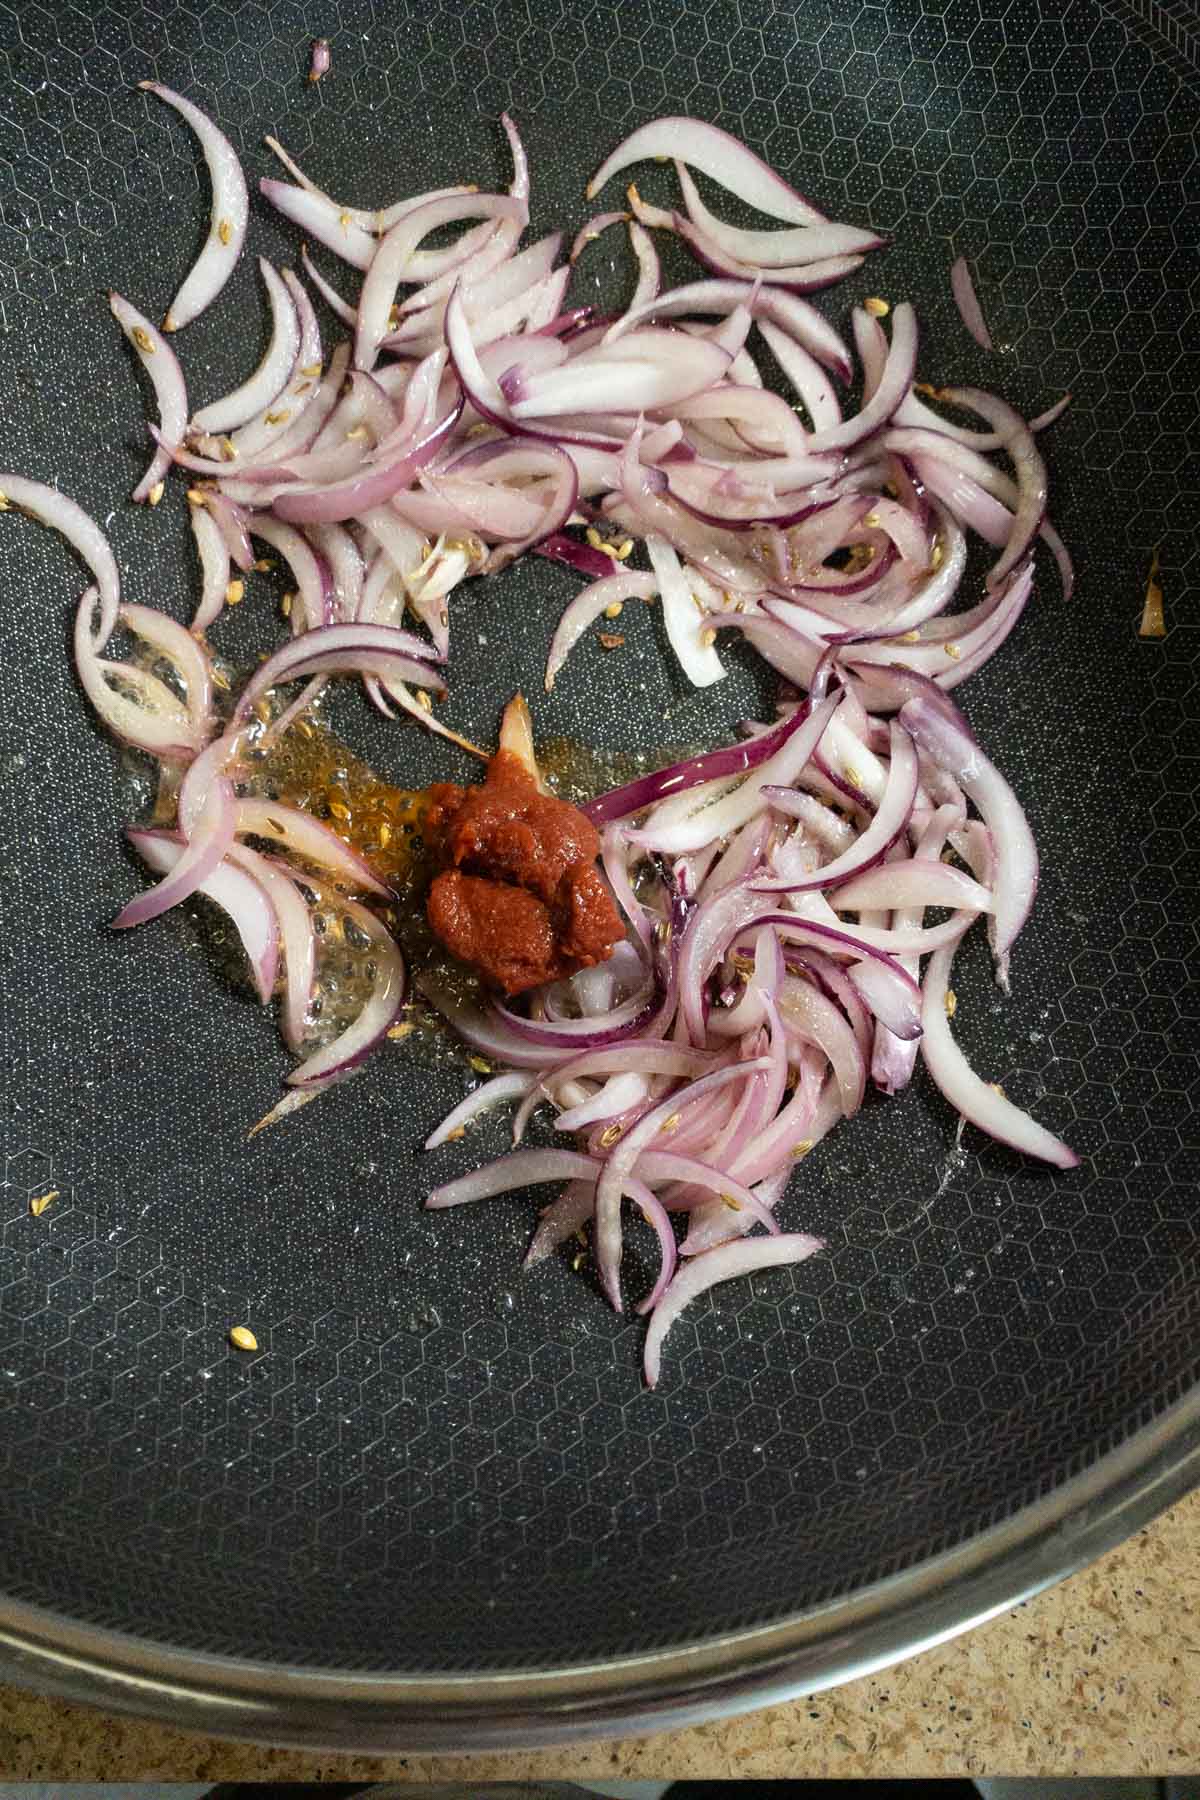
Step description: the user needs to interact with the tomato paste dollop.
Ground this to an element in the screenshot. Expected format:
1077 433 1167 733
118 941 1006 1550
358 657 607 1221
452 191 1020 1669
426 746 623 996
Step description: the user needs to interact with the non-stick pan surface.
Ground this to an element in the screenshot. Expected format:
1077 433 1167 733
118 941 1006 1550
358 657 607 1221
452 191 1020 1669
0 0 1197 1750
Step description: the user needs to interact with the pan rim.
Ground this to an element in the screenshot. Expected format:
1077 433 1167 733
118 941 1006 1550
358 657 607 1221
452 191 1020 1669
0 1383 1196 1749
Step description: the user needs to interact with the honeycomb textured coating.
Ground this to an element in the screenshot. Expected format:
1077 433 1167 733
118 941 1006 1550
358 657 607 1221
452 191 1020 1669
0 0 1197 1672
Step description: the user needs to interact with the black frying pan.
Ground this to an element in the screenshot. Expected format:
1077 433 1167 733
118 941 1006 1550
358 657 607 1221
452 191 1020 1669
0 0 1197 1750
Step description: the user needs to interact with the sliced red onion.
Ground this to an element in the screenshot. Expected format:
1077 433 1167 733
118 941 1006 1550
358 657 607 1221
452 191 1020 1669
935 386 1047 589
221 271 323 461
187 499 230 634
108 292 188 502
603 279 852 381
525 1183 596 1267
199 490 254 572
113 770 236 931
950 255 994 351
921 942 1078 1168
308 37 330 82
806 303 917 453
119 602 214 742
646 532 726 689
594 1059 771 1310
287 891 405 1086
629 694 840 855
753 719 917 892
229 845 315 1050
643 1232 824 1388
73 588 198 761
235 622 444 721
628 218 661 311
300 247 357 328
234 798 389 896
140 83 249 331
249 516 332 632
191 258 300 435
0 474 121 650
570 210 631 261
832 858 992 914
674 161 882 267
260 178 376 269
425 1072 538 1149
755 319 841 433
262 136 375 228
130 830 277 1002
778 975 866 1114
544 568 657 690
356 193 524 370
900 691 1037 988
555 1071 650 1133
587 116 827 226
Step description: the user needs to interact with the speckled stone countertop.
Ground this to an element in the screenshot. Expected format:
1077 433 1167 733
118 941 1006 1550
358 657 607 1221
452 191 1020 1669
1 1493 1197 1782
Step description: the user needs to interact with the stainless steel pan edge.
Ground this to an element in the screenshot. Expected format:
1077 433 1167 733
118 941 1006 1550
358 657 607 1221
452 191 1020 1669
0 1389 1195 1751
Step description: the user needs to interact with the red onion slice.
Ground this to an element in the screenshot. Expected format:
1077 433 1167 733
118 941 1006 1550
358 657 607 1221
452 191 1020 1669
228 846 315 1049
108 293 188 502
921 942 1078 1168
544 569 657 690
235 622 445 721
130 830 278 1003
899 692 1037 988
260 179 376 269
753 719 917 892
603 278 852 381
643 1232 824 1388
114 773 236 930
807 303 918 452
425 1072 538 1149
191 259 300 435
234 799 390 897
832 858 993 914
646 532 726 689
73 589 199 761
950 255 994 351
356 193 524 370
935 386 1048 590
286 890 405 1086
139 83 249 331
674 161 882 266
221 271 323 461
594 1058 771 1310
0 474 121 650
587 116 827 226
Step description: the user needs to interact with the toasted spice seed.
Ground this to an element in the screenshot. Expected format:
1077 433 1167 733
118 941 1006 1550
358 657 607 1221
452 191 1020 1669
899 629 920 643
469 1055 492 1074
328 798 351 821
217 218 233 246
253 699 272 725
721 1194 742 1212
339 211 353 230
225 579 245 606
387 1020 415 1041
1139 548 1165 638
616 538 634 560
930 540 944 570
415 689 432 712
793 1139 815 1158
211 666 231 691
598 631 625 650
264 409 291 427
700 627 717 648
219 437 237 461
445 1124 466 1141
132 325 156 355
280 591 293 618
162 312 178 333
988 1081 1006 1098
254 558 275 572
599 1123 623 1147
300 362 322 379
585 526 604 549
229 1325 258 1351
296 718 315 738
603 600 624 619
661 1112 681 1135
571 1250 586 1271
864 296 890 317
148 481 165 507
944 641 962 661
944 988 958 1019
345 424 369 441
186 487 208 507
654 919 672 943
863 511 880 528
29 1190 58 1217
378 821 392 847
0 490 10 510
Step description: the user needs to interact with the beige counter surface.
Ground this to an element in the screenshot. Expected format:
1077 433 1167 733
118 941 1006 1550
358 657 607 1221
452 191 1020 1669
1 1491 1197 1782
